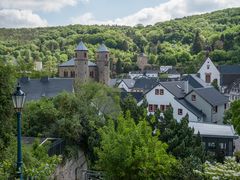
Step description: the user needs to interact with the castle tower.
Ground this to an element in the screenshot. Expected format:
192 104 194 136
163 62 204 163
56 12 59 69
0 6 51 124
96 43 110 85
74 41 89 83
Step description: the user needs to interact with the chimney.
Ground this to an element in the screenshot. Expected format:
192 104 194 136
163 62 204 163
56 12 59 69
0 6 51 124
184 80 189 94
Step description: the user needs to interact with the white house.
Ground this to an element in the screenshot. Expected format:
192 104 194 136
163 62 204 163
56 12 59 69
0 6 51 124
197 57 240 94
117 79 135 92
197 57 220 86
138 81 204 122
138 80 229 124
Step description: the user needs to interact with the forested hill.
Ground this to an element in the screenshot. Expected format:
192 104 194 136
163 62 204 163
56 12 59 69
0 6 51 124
0 7 239 76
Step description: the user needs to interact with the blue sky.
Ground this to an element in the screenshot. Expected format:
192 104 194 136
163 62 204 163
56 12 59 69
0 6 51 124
0 0 239 28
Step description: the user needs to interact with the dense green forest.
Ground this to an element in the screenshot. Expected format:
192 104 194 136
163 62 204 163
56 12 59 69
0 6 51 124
0 7 240 76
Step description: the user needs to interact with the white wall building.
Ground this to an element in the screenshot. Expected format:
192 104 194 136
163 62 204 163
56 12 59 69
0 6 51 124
197 57 220 86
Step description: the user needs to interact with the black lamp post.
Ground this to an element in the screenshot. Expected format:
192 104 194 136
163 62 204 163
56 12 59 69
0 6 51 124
12 83 26 180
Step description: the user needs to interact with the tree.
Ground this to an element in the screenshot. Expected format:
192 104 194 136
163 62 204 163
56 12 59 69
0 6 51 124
224 100 240 134
211 79 219 91
120 95 147 124
0 63 16 162
155 107 205 179
115 59 122 74
95 114 176 179
23 98 59 137
191 30 204 54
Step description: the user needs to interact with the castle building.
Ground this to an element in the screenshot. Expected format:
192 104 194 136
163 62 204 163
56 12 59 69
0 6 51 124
58 41 110 85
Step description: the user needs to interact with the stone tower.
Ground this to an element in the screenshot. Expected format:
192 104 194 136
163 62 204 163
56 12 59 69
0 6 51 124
74 41 89 83
96 43 110 85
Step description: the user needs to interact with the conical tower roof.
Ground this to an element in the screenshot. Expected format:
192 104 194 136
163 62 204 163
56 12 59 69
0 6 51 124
97 43 109 52
76 41 88 51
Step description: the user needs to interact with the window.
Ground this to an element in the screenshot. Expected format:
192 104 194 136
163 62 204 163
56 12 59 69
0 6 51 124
84 52 87 58
207 65 210 69
205 73 211 83
105 54 108 59
219 142 227 150
160 89 164 95
155 89 159 95
178 109 183 115
224 103 227 110
64 71 68 77
148 104 153 112
90 71 94 78
160 105 165 111
154 105 158 112
166 105 170 109
191 94 196 101
208 142 216 149
70 71 75 77
213 106 218 113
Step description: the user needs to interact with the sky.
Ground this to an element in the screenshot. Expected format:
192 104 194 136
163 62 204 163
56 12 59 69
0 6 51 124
0 0 240 28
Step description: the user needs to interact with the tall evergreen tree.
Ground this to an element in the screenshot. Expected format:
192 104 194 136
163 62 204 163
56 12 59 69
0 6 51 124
155 107 205 179
191 30 204 54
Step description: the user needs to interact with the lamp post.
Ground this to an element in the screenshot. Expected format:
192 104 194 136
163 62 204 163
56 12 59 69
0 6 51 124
12 83 26 180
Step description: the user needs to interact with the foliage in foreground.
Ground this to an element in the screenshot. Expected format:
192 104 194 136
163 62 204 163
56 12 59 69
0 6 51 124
224 100 240 135
0 139 61 179
195 157 240 179
95 113 176 179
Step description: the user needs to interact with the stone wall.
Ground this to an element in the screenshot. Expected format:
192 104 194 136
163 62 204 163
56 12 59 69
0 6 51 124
52 150 88 180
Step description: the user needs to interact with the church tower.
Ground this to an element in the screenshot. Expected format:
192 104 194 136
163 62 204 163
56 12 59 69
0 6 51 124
74 41 89 83
96 43 110 85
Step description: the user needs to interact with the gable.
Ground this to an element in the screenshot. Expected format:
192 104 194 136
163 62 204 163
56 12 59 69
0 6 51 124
198 57 219 75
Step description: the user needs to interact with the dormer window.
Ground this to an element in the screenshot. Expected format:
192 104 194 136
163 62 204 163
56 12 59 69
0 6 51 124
191 94 196 101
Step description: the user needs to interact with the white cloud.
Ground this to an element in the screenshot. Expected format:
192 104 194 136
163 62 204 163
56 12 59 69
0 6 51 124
70 0 240 26
0 9 48 28
0 0 88 12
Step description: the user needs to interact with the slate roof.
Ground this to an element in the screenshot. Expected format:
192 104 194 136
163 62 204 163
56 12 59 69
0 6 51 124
182 74 208 88
120 92 144 102
59 58 96 67
175 98 206 119
76 41 88 51
133 78 159 90
97 43 109 52
19 78 74 101
218 65 240 74
189 122 238 138
193 87 229 106
161 81 186 98
121 79 136 88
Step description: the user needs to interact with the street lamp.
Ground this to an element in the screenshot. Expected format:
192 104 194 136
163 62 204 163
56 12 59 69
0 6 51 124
12 83 26 180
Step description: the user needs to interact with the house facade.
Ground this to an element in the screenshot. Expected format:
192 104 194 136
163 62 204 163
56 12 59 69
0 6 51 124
185 87 228 123
198 57 240 94
138 80 228 124
142 82 203 122
197 57 220 86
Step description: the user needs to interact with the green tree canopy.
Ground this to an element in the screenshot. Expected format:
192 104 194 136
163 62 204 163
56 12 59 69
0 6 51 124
95 113 176 179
